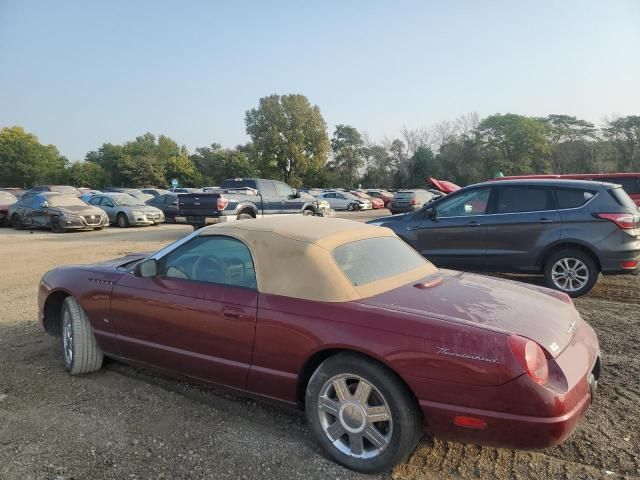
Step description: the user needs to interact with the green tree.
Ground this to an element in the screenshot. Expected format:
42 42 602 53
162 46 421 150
477 114 551 175
361 144 393 187
603 115 640 170
190 144 258 185
409 146 440 187
330 125 364 188
245 94 330 186
65 161 110 187
0 126 68 187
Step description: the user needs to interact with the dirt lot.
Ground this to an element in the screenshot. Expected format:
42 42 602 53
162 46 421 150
0 218 638 480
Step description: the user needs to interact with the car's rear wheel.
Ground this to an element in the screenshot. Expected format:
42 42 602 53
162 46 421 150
50 215 65 233
12 214 23 230
116 213 129 228
237 212 254 220
544 249 598 297
347 203 357 211
305 353 422 474
61 297 104 375
303 208 315 216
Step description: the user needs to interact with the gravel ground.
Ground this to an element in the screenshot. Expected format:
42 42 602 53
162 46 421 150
0 217 638 480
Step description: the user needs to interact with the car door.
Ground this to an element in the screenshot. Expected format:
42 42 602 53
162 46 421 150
483 185 561 272
31 194 50 226
109 235 258 390
335 193 351 210
100 196 118 222
257 180 281 215
415 186 493 269
275 181 304 214
18 194 37 226
163 194 178 221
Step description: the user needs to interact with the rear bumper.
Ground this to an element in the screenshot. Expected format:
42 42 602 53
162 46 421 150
600 249 640 274
175 215 228 225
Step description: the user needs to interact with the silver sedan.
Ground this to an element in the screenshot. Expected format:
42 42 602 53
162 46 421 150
87 193 165 227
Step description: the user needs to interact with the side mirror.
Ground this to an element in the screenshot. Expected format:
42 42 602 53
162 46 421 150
134 258 158 277
424 207 436 220
292 189 300 199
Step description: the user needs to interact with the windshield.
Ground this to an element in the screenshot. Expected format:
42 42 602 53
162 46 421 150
0 192 17 203
394 191 415 199
113 195 144 206
333 237 430 286
47 195 87 207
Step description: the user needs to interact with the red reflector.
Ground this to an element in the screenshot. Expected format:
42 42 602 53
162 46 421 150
454 416 487 429
621 261 638 268
411 199 418 205
595 213 639 229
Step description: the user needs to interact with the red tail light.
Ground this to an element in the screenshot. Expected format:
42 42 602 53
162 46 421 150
508 335 548 385
411 198 418 205
621 260 638 269
217 197 229 210
594 213 639 229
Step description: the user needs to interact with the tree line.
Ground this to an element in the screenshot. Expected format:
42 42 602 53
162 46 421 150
1 94 639 189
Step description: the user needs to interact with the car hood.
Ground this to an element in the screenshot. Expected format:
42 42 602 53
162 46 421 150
50 205 105 216
358 269 579 357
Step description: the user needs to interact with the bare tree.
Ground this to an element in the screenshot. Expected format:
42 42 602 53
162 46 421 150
454 112 480 139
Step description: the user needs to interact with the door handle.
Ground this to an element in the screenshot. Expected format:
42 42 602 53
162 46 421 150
407 225 419 231
222 307 242 320
539 218 553 223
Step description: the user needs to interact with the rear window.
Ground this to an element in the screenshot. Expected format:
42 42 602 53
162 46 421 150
333 237 428 286
222 179 258 190
496 186 550 213
608 187 638 210
600 177 640 195
555 188 596 209
394 191 415 200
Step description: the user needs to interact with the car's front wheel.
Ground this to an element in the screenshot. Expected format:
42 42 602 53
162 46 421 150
544 249 599 297
61 297 104 375
305 353 422 474
116 213 129 228
50 215 65 233
12 214 23 230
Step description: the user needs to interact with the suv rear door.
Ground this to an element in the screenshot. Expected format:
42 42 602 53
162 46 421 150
483 185 560 272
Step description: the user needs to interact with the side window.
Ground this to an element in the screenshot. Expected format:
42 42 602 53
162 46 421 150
555 189 596 209
496 187 551 213
21 195 35 208
89 196 102 206
259 182 277 196
274 182 294 197
437 188 491 217
102 198 115 207
159 236 257 289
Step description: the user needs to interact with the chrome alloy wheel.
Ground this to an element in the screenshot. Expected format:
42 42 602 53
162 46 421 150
62 309 73 365
317 374 392 459
551 257 589 292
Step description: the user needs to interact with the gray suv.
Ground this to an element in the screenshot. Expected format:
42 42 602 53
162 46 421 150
370 179 640 296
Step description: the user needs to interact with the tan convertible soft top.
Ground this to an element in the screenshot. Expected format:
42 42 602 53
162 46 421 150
200 216 436 302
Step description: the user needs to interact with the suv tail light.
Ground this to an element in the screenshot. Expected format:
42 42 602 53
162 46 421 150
508 335 548 385
217 196 229 211
411 198 418 205
594 213 640 229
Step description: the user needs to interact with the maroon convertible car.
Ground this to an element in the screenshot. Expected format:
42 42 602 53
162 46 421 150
38 217 600 473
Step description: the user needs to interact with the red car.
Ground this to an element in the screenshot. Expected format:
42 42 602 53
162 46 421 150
365 189 394 208
489 173 640 208
351 190 385 209
38 217 600 473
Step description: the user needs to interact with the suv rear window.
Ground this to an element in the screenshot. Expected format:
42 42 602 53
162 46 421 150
496 186 550 213
555 188 596 209
333 237 428 286
608 187 638 210
394 191 415 199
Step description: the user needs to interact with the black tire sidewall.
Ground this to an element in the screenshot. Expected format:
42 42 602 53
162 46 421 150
237 213 254 220
544 249 598 297
12 214 23 229
51 215 64 233
61 301 74 372
305 353 421 474
117 213 129 228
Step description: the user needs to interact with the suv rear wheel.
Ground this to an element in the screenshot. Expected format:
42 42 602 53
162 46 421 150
544 249 598 297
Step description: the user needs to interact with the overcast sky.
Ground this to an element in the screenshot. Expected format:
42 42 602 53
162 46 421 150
1 0 639 161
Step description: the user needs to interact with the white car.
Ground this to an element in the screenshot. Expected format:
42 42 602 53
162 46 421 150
316 191 372 211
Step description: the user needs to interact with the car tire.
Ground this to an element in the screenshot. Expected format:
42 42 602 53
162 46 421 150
61 297 104 375
303 208 315 216
12 214 23 230
50 215 65 233
544 249 599 297
237 212 254 220
347 203 356 211
116 213 129 228
305 353 422 474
